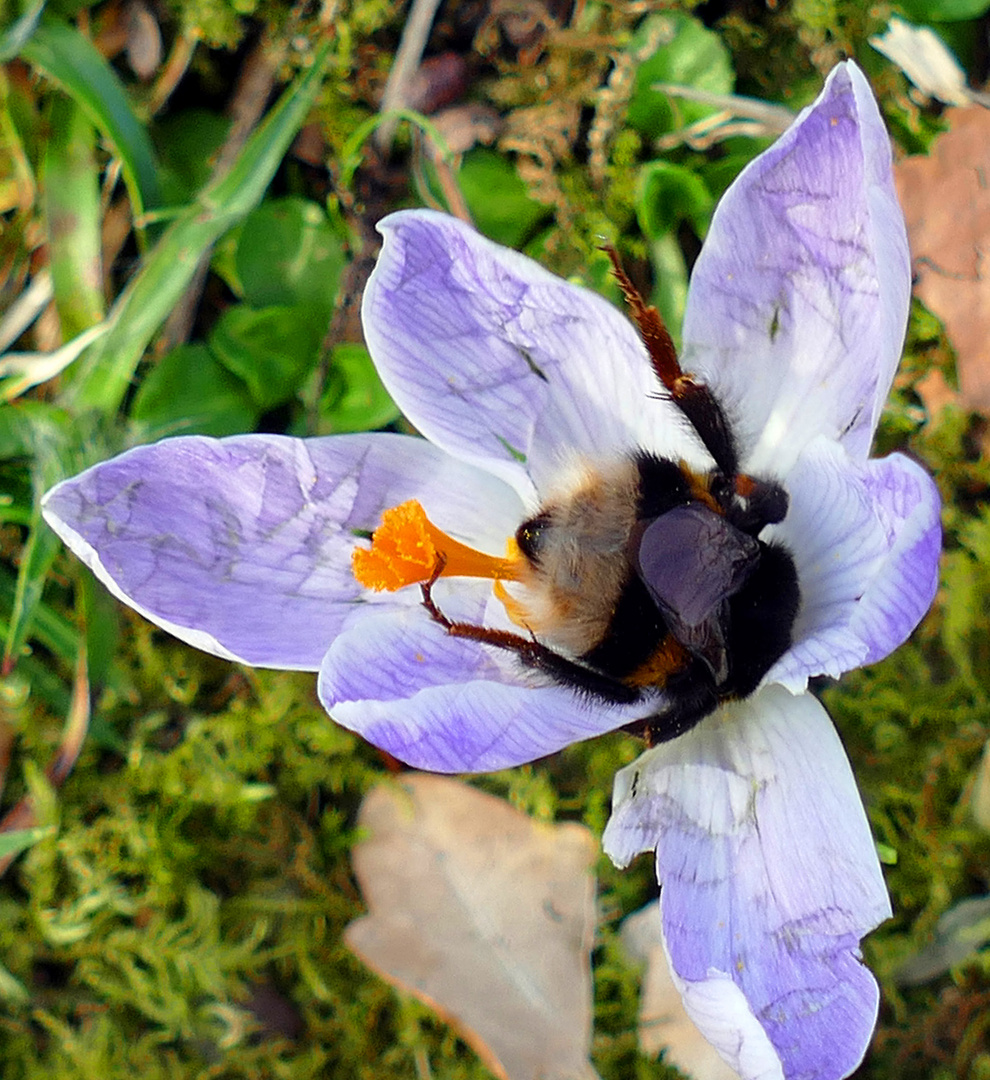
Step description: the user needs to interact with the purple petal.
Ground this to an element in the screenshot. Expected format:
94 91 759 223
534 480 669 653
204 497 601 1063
319 594 653 771
603 686 890 1080
363 209 706 499
682 61 910 476
851 455 942 665
42 433 523 669
768 440 941 690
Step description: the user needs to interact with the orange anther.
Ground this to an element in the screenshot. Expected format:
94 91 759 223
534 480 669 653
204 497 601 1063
352 500 524 593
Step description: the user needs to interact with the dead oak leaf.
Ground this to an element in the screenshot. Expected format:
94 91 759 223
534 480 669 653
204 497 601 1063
345 774 601 1080
896 106 990 415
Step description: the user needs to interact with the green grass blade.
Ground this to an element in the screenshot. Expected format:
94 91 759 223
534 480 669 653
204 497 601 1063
0 0 45 62
64 38 333 415
18 19 162 216
2 412 72 673
43 95 105 337
0 827 54 861
0 567 78 663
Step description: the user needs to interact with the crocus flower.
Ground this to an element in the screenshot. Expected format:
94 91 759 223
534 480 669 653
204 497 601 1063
42 61 939 1080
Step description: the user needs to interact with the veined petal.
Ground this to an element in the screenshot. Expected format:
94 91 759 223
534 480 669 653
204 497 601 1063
363 209 706 501
767 438 941 691
319 593 653 771
664 968 782 1080
42 433 523 670
682 61 910 476
603 686 890 1080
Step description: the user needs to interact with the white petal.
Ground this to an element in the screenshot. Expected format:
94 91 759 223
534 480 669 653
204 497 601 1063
768 438 941 691
682 62 910 476
363 208 709 501
603 686 890 1080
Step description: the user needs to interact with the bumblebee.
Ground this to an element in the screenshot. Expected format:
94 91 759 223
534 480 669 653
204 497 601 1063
414 252 800 743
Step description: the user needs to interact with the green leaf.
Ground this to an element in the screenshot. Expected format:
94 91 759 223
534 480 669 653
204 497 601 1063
0 565 78 662
209 305 321 411
318 343 400 434
636 159 713 241
3 409 72 671
0 0 44 62
0 826 54 860
4 504 62 671
0 68 38 213
42 94 105 337
18 19 162 215
698 140 770 202
897 0 990 19
235 196 347 314
13 651 71 713
152 108 231 204
457 148 551 248
644 232 690 351
129 343 259 437
626 13 735 139
78 568 118 692
636 162 714 344
0 400 70 459
63 39 333 415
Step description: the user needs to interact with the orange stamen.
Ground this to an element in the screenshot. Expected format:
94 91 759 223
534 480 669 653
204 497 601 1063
352 500 525 593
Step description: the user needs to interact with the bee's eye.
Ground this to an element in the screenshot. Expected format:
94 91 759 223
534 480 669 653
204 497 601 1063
516 513 552 562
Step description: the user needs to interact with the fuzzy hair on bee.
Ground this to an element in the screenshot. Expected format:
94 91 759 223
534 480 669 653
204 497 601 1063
418 250 801 745
509 457 641 657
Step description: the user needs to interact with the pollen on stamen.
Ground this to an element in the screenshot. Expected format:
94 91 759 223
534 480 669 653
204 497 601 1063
352 499 524 593
351 500 437 591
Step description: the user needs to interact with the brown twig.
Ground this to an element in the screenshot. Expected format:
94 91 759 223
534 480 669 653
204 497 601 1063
148 31 197 116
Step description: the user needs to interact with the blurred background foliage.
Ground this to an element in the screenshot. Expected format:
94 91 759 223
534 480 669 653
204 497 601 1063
1 0 990 1075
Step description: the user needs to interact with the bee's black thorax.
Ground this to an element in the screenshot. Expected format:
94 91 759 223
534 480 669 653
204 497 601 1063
575 450 801 742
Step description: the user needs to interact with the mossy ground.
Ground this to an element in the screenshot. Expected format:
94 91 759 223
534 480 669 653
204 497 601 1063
2 0 989 1075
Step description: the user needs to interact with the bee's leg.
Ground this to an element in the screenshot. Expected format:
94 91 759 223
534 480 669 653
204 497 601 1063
601 244 740 481
419 560 641 706
603 245 790 534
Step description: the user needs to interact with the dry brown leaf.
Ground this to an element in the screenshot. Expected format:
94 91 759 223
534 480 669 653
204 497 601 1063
124 0 162 80
430 104 503 156
914 368 959 418
345 774 600 1080
896 107 990 414
621 905 740 1080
